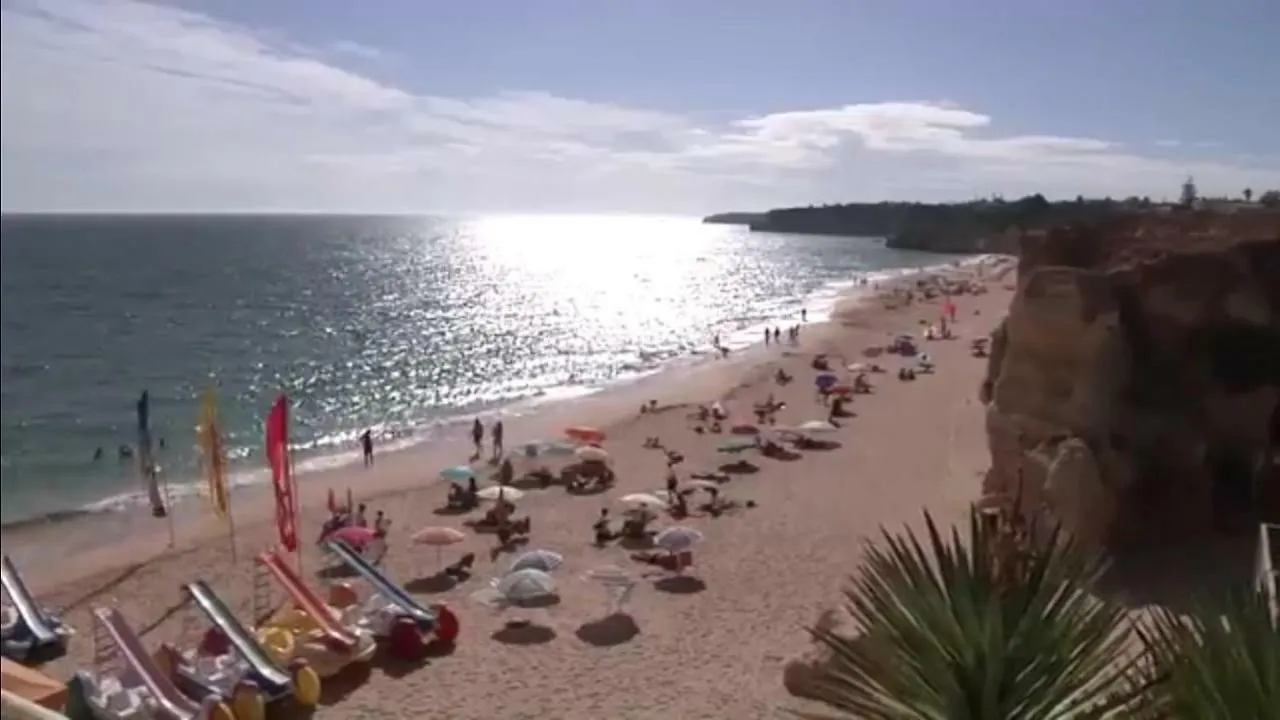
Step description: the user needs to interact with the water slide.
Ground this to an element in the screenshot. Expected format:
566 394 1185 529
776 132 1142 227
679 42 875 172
255 552 356 648
92 608 201 720
324 541 435 629
183 581 290 697
1 555 59 647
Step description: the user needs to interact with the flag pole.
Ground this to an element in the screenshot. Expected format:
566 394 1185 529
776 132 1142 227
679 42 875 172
226 481 239 564
290 442 303 577
161 467 176 549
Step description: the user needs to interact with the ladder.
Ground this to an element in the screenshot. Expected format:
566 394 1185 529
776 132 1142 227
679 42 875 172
251 560 274 627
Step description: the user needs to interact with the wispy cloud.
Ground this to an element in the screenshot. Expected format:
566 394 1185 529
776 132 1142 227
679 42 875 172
2 0 1276 212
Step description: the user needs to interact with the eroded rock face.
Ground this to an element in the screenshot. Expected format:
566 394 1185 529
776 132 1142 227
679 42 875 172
983 211 1280 548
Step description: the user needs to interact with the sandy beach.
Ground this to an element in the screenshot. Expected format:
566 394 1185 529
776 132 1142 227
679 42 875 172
7 257 1016 720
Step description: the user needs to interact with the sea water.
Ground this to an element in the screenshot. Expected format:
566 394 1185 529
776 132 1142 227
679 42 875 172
0 213 960 524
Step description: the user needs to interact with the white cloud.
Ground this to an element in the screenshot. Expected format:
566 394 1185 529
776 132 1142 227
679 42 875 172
2 0 1277 213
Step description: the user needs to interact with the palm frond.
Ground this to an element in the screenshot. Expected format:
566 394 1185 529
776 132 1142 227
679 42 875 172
1128 588 1280 720
793 502 1136 720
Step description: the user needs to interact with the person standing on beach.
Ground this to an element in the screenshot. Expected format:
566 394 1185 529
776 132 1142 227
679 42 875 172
359 429 374 468
492 420 505 459
801 308 807 322
472 418 484 459
764 328 771 346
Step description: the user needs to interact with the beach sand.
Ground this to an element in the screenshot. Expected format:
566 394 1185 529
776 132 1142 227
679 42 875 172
8 257 1016 720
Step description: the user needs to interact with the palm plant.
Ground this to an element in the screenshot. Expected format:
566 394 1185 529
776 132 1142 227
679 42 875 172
796 496 1279 719
795 498 1138 719
1125 589 1279 720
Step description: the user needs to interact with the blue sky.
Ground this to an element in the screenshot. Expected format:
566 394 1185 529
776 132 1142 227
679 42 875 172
2 0 1278 213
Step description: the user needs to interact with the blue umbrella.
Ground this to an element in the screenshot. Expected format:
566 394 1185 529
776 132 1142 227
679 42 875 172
507 549 564 574
440 465 475 482
655 526 704 553
718 437 757 453
815 373 839 389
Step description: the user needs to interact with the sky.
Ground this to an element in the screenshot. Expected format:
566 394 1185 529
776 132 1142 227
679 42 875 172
2 0 1279 214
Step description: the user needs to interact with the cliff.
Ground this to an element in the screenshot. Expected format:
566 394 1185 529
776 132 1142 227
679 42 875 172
705 196 1145 254
981 209 1280 552
701 212 767 225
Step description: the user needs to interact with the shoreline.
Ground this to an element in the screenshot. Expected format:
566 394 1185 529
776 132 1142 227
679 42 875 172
0 256 969 531
3 254 997 588
20 253 1016 719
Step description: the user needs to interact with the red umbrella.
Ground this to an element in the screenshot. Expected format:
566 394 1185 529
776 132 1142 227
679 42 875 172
830 385 853 395
565 426 605 444
330 525 376 549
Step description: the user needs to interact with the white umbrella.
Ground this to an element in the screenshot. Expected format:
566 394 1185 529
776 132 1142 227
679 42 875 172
654 526 704 553
495 568 557 603
507 549 564 574
575 445 610 463
582 565 638 614
847 362 868 372
618 493 667 508
793 420 839 434
685 479 720 492
477 486 525 502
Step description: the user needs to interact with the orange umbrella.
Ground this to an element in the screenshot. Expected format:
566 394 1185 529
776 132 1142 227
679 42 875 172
565 426 605 444
412 526 467 566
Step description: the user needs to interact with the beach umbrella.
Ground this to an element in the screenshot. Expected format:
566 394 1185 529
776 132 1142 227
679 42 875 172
565 426 605 444
654 526 704 553
412 526 466 566
582 565 639 614
494 568 557 605
685 479 720 492
815 373 839 389
830 385 853 395
477 486 524 503
440 465 475 482
618 493 667 509
718 437 757 453
794 420 838 434
514 441 576 460
330 525 376 550
507 549 564 574
575 445 610 463
847 363 868 372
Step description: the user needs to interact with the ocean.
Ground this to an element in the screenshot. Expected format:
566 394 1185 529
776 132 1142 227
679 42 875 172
0 213 957 525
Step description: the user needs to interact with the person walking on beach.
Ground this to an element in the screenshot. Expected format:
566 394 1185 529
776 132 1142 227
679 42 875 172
492 420 505 460
354 503 368 527
359 429 374 468
472 418 484 459
801 308 807 322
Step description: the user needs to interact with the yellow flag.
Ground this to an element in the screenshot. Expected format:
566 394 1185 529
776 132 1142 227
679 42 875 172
198 388 230 520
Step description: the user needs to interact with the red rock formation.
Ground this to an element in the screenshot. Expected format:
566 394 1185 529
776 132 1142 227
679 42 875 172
982 210 1280 550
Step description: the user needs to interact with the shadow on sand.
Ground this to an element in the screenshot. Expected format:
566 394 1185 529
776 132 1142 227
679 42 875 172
574 613 640 647
315 563 358 580
654 575 706 595
317 663 374 706
404 574 458 594
718 460 760 475
491 622 556 645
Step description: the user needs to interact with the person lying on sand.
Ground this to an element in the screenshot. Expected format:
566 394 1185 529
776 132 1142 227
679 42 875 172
643 436 662 449
630 549 694 572
775 368 792 385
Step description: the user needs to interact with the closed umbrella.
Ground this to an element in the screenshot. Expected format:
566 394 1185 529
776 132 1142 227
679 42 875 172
575 445 610 463
412 526 466 566
815 373 839 389
582 565 638 614
507 549 564 574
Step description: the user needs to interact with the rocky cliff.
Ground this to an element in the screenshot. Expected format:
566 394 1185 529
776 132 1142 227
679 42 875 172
981 210 1280 550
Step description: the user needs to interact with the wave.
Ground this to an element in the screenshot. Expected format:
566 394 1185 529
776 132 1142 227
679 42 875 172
2 256 984 528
